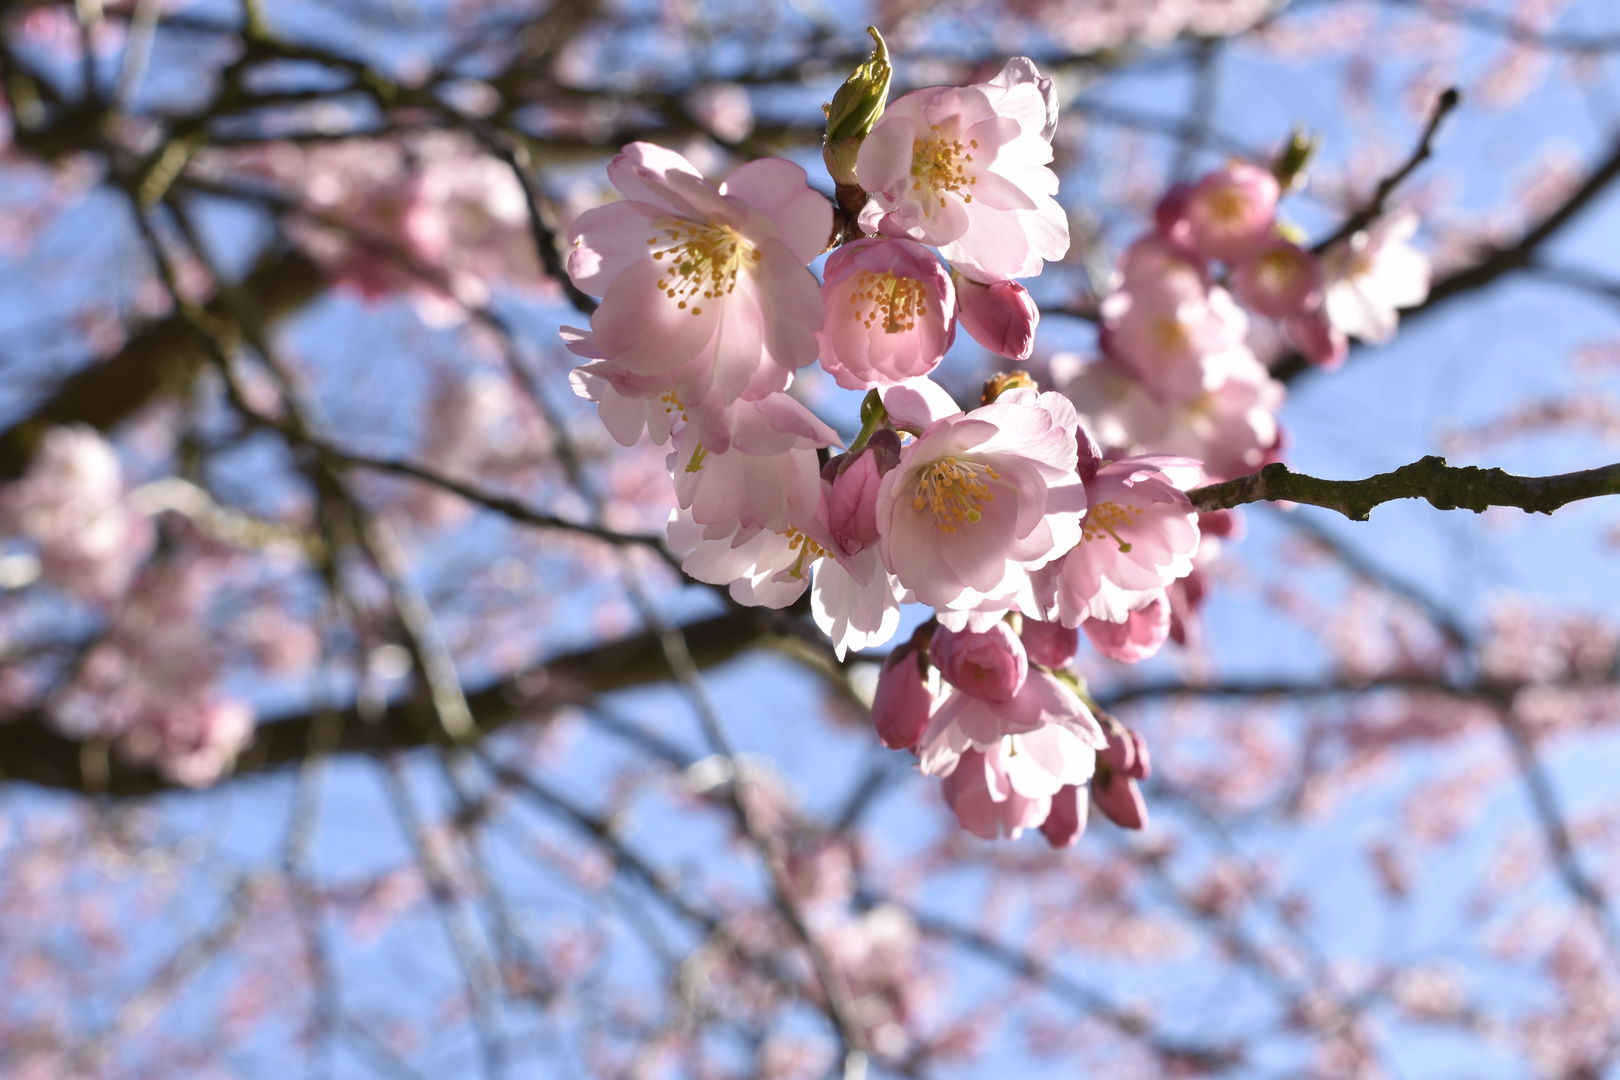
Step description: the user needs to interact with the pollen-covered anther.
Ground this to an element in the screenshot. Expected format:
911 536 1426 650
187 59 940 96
660 389 687 418
911 129 978 208
783 527 830 577
1081 500 1144 552
912 456 1000 533
648 218 758 316
848 270 929 334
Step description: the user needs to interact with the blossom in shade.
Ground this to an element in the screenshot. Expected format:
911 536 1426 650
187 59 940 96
565 143 830 413
0 426 153 602
871 636 934 751
668 510 826 609
1050 455 1200 625
917 667 1104 783
1179 162 1280 264
856 58 1069 283
1020 617 1078 669
1283 306 1349 369
1322 209 1431 345
670 394 836 534
874 388 1086 617
1083 591 1172 663
929 622 1028 702
954 275 1040 361
942 746 1052 840
817 239 956 390
1040 784 1089 848
1099 236 1254 404
121 695 254 789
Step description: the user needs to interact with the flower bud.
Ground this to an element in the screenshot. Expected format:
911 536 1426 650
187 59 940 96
822 27 891 185
822 443 888 557
930 622 1028 703
1090 768 1148 830
1040 784 1089 848
955 275 1040 361
872 642 932 751
1271 126 1320 193
1019 618 1078 669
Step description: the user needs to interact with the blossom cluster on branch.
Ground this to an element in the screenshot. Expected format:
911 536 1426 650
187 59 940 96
560 40 1435 844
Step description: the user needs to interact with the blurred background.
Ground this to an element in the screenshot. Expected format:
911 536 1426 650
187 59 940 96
4 0 1620 1077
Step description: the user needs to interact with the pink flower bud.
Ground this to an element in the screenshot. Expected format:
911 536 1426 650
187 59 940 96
1040 784 1089 848
1284 307 1349 370
1184 163 1280 264
822 444 886 557
1229 237 1323 319
1097 720 1135 774
1127 728 1151 780
1020 619 1078 669
1090 769 1148 830
1083 592 1172 664
930 622 1028 703
872 644 933 751
954 276 1040 361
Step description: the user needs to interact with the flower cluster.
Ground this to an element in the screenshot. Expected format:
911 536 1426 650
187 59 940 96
565 53 1215 844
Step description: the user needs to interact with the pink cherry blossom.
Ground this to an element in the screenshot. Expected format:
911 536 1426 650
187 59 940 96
1062 352 1285 483
1180 162 1280 264
954 275 1040 361
874 388 1086 617
566 143 830 411
1049 455 1200 625
942 746 1052 840
816 238 956 390
668 511 824 609
871 637 934 751
1099 236 1254 404
1083 591 1172 663
121 694 254 789
929 621 1028 702
1020 617 1078 669
1091 722 1151 830
856 58 1069 282
670 394 836 533
0 426 153 603
1229 236 1323 319
1323 208 1431 345
917 668 1104 784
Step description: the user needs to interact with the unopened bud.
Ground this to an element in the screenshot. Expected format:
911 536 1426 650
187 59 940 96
1272 126 1320 193
822 27 891 186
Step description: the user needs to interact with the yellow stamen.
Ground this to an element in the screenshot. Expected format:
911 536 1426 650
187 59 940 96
911 456 999 534
647 218 758 316
783 527 830 578
910 126 978 211
1081 500 1144 553
848 269 929 334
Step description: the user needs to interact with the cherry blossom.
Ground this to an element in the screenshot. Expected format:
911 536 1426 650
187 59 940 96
1176 161 1281 264
816 238 956 389
566 142 831 414
856 58 1069 282
0 426 153 603
1048 455 1200 626
1083 591 1172 663
1322 208 1432 345
874 387 1086 618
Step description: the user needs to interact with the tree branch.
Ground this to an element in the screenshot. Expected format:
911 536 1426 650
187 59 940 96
1189 456 1620 520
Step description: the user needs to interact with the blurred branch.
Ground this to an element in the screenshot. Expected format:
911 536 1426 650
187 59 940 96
1189 455 1620 519
1311 86 1461 256
1378 0 1620 52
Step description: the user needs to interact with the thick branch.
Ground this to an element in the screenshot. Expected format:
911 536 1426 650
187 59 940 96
1189 456 1620 520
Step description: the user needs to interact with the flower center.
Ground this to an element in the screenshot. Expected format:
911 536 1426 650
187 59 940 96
849 270 929 334
1081 500 1144 552
910 126 978 211
1255 250 1301 294
647 219 761 316
912 456 998 534
661 389 687 419
1205 187 1251 227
